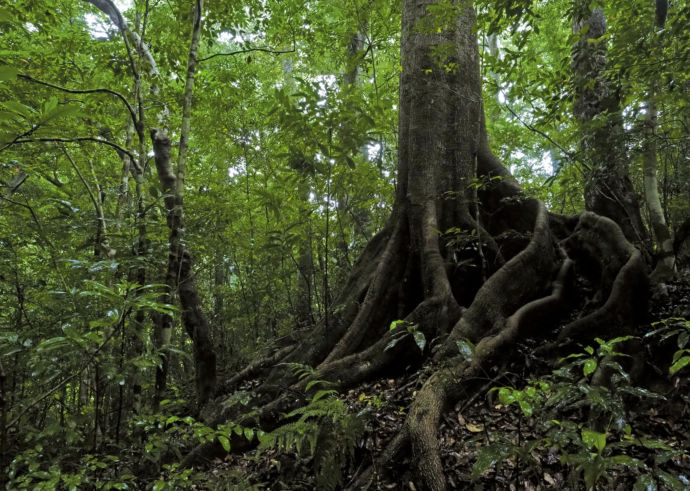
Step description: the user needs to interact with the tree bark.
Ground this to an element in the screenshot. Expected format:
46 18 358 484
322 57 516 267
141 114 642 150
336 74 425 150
644 0 675 282
152 129 217 406
187 0 650 485
571 3 646 245
147 0 217 406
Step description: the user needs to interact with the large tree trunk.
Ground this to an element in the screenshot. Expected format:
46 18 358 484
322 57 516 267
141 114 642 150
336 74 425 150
185 1 649 486
571 3 647 246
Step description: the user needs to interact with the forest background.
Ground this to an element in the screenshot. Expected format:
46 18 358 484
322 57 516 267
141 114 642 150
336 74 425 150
1 0 689 488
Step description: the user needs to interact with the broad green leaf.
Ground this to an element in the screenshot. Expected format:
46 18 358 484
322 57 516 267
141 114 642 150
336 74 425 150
559 352 585 363
497 387 516 406
639 439 672 450
244 428 254 441
3 100 33 117
581 429 606 453
0 66 18 81
218 435 230 452
43 104 82 122
583 358 597 376
633 474 657 491
656 470 687 491
471 444 512 480
518 398 533 417
610 455 645 467
43 96 58 114
670 355 690 375
0 110 18 122
582 460 605 490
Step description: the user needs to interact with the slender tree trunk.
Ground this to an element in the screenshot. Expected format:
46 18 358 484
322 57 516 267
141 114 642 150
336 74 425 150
644 0 675 281
151 0 216 406
282 58 316 328
114 119 135 229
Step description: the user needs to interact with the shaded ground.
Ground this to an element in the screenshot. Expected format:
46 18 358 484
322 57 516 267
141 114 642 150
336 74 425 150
203 272 690 490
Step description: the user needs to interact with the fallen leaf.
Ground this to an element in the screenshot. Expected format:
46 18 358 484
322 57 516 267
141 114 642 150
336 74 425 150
466 422 484 432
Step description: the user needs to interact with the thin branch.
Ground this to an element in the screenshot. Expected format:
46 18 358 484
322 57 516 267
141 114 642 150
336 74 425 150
83 0 159 80
0 125 42 152
18 74 137 126
199 34 296 62
502 103 579 164
6 137 141 172
60 146 100 215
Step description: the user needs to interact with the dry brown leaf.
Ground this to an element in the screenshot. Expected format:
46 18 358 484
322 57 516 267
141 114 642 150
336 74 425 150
465 422 484 432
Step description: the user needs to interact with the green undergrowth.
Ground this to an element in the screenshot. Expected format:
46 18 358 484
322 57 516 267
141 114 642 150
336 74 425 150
472 320 690 490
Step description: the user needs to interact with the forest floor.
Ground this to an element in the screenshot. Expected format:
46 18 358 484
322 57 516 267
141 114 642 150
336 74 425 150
203 273 690 490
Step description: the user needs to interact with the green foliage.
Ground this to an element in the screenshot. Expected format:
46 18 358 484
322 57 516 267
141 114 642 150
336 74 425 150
8 449 137 490
1 0 689 487
473 337 684 489
645 317 690 375
385 319 426 353
258 365 367 490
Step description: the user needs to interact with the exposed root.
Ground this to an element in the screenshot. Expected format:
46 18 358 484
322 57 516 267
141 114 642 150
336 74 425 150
181 183 651 490
263 227 392 385
441 200 556 353
216 345 294 396
323 220 406 363
558 212 649 341
181 294 463 469
316 295 463 384
351 205 574 489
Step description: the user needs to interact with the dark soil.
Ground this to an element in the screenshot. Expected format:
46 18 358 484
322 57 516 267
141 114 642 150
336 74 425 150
204 272 690 490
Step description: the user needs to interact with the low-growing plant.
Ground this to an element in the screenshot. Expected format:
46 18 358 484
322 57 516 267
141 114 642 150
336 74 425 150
645 317 690 374
257 364 368 491
472 336 686 490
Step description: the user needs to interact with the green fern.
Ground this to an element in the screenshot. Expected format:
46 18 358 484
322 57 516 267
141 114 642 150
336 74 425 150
258 367 367 490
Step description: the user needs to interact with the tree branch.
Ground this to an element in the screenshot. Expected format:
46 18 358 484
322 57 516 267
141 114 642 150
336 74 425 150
6 137 141 172
18 74 137 127
502 103 580 166
199 34 296 62
83 0 159 80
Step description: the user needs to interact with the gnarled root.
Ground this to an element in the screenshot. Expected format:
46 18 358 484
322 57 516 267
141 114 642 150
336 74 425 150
353 204 573 489
558 212 649 341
